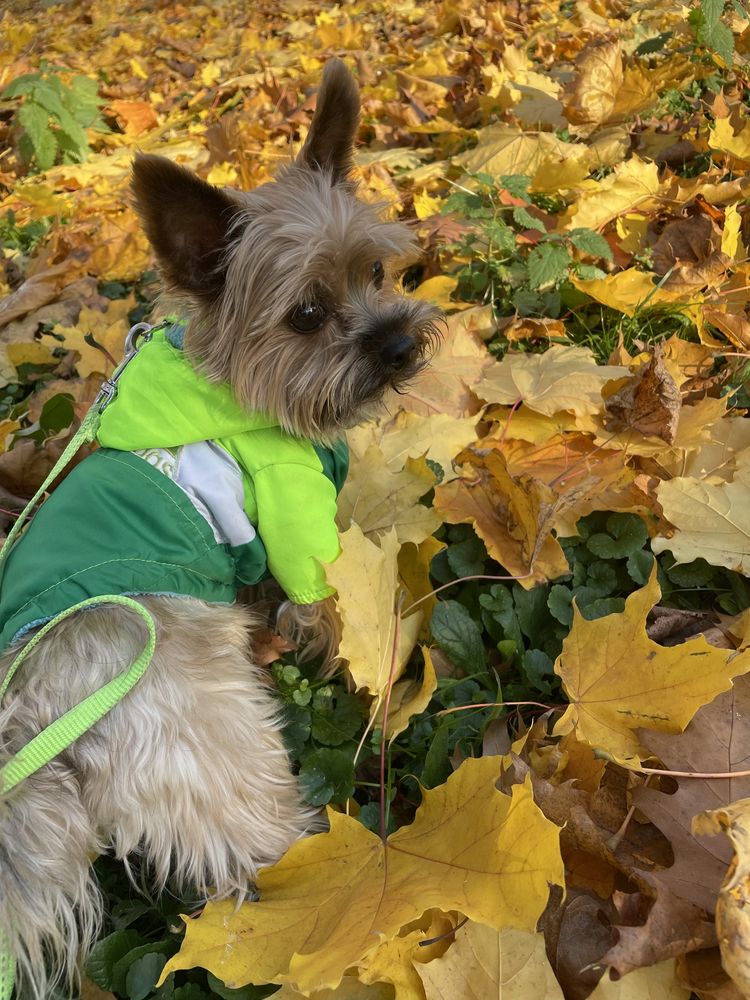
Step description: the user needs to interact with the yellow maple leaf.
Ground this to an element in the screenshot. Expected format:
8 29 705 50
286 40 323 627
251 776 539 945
324 525 421 700
5 341 57 367
571 268 694 318
390 316 489 419
337 446 441 546
653 447 750 574
476 345 628 417
357 909 454 999
588 960 690 999
563 37 623 127
413 189 444 219
709 116 750 164
398 536 446 624
206 162 239 185
161 762 564 993
201 60 222 87
722 203 744 259
273 981 391 1000
371 646 437 740
52 296 134 377
565 157 662 231
483 405 578 444
553 568 750 762
415 923 563 1000
456 125 593 192
349 411 478 483
410 275 459 310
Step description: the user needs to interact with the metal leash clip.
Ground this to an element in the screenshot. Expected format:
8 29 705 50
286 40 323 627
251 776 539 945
96 321 154 413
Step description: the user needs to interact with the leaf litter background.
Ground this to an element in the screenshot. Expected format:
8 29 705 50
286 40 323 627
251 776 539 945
6 0 750 998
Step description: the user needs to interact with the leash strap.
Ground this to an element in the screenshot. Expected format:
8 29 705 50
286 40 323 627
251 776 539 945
0 595 156 792
0 324 163 998
0 946 13 1000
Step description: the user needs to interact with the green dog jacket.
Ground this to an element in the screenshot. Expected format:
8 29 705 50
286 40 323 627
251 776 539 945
0 326 348 652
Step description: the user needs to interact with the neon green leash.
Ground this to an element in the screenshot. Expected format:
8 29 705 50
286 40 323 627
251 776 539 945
0 323 160 999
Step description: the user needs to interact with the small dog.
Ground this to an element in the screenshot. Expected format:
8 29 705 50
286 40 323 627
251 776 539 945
0 59 439 998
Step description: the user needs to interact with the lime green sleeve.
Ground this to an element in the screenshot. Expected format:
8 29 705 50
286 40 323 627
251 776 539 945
251 462 341 604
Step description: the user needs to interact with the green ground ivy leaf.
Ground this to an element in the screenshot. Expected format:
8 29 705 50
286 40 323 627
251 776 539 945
584 562 618 597
512 583 552 641
125 953 167 1000
112 942 176 996
527 243 570 289
580 596 626 620
86 930 143 990
447 535 487 577
431 600 486 672
281 704 311 759
627 549 654 585
311 689 363 746
421 725 452 788
39 393 74 435
299 748 355 806
666 558 717 588
522 649 555 695
172 987 209 1000
548 585 573 626
586 513 648 559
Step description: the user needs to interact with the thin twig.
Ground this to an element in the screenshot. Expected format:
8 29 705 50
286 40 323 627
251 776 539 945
402 571 534 616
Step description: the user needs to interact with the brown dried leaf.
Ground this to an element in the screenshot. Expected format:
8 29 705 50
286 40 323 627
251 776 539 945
634 675 750 912
693 798 750 998
433 447 569 588
604 346 682 444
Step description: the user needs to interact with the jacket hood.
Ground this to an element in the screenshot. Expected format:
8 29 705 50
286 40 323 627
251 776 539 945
97 326 278 451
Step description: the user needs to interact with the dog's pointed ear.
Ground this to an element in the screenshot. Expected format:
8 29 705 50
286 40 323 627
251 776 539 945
131 153 240 298
298 58 360 184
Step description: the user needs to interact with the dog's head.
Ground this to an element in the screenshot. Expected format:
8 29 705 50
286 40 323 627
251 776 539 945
132 59 441 441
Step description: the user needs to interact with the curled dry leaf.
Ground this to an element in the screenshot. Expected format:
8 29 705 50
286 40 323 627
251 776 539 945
694 799 750 999
604 345 682 444
161 761 564 993
433 446 569 588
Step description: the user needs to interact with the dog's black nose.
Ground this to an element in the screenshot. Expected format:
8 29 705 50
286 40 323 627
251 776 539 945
380 333 415 370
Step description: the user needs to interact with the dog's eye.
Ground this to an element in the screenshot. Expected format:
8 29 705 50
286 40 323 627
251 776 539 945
289 302 327 334
371 260 384 289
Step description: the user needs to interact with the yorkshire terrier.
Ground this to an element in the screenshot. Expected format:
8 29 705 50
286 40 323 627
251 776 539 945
0 58 439 998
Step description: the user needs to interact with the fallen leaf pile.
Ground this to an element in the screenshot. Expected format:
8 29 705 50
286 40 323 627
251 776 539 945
7 1 750 999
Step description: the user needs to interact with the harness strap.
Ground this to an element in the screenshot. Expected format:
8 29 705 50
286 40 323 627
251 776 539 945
0 405 100 584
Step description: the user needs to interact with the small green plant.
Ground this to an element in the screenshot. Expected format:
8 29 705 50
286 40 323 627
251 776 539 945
0 209 53 254
2 65 107 171
442 172 613 320
688 0 747 66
